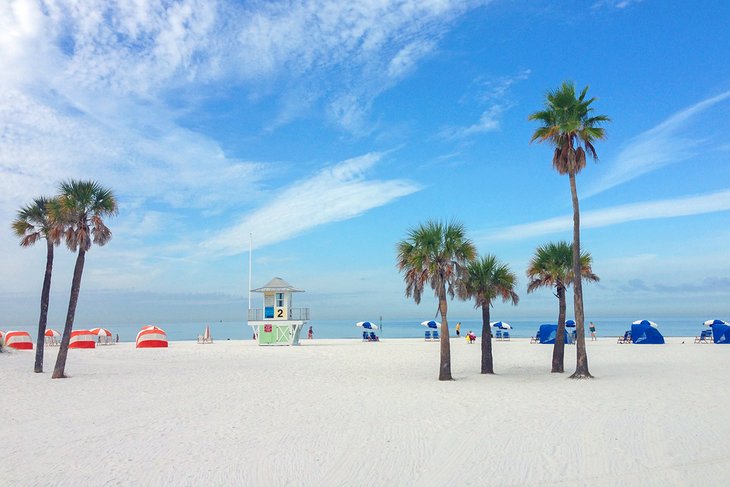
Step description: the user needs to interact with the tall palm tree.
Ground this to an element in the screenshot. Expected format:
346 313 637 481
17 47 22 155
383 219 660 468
459 255 519 374
397 220 476 381
12 197 64 373
526 242 599 373
52 180 118 379
529 81 609 378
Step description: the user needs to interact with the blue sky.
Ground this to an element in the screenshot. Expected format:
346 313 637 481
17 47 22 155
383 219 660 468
1 0 729 326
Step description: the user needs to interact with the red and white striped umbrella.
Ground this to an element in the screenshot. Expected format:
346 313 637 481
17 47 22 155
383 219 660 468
45 328 61 338
89 327 112 337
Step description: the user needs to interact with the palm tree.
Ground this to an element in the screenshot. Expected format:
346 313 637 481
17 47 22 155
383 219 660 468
397 220 476 381
52 180 118 379
529 81 609 378
526 242 599 373
12 197 64 373
459 255 519 374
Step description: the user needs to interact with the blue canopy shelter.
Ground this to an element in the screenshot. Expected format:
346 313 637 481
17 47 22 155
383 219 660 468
538 324 572 345
710 322 730 344
631 320 665 344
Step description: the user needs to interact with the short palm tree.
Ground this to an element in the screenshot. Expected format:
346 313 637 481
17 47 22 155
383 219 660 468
526 242 599 373
459 255 519 374
529 81 609 378
52 180 118 379
12 197 64 373
397 220 476 381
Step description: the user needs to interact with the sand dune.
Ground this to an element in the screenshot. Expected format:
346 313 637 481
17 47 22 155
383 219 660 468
2 338 728 486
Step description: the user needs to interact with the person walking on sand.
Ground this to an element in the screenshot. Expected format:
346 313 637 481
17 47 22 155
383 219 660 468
455 322 461 337
589 321 597 341
307 326 314 339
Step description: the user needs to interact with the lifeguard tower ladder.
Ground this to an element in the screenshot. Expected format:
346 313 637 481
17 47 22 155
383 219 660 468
248 277 310 346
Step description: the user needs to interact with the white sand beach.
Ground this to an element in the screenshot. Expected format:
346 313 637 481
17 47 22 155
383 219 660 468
2 337 729 486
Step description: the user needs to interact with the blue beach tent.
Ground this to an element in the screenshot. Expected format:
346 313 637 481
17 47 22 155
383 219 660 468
710 322 730 344
538 324 572 345
631 320 665 344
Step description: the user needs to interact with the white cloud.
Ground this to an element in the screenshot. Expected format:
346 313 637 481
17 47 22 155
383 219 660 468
479 189 730 241
586 90 730 197
203 152 421 255
439 69 530 140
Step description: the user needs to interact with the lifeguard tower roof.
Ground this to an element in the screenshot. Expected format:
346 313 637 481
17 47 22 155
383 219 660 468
251 277 304 293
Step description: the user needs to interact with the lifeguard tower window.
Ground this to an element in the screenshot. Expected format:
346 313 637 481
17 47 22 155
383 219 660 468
276 293 285 307
265 294 275 319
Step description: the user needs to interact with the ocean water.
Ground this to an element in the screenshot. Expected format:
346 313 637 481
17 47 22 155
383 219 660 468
3 316 720 342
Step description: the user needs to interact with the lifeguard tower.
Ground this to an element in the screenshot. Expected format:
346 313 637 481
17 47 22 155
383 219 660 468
248 277 310 346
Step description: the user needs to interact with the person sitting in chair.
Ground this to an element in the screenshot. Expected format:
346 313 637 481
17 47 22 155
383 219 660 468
369 331 379 342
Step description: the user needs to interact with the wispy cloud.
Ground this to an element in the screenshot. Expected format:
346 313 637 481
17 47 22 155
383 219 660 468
592 0 644 9
439 69 530 140
202 153 421 255
586 90 730 197
479 189 730 241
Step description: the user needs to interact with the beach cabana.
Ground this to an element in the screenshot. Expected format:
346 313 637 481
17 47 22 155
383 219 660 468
707 320 730 344
136 326 168 348
69 330 96 349
4 330 33 350
44 328 61 346
631 320 664 344
89 327 113 345
538 324 572 345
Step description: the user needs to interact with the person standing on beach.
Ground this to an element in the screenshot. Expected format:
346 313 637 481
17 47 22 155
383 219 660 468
307 326 313 339
455 322 461 337
589 322 597 341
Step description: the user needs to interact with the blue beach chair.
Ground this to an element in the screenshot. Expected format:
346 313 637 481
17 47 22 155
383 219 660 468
432 330 439 340
495 330 502 341
425 330 432 341
502 331 510 341
530 330 540 344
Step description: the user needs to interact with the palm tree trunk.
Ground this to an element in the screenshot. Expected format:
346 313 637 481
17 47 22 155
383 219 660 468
568 173 592 379
52 248 86 379
34 239 54 373
438 286 452 381
480 303 494 374
552 284 566 373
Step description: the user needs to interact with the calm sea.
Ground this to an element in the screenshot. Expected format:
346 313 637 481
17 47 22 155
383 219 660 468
3 317 719 342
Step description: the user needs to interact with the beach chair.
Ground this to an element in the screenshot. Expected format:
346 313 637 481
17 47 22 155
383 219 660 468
694 329 711 343
530 331 540 344
617 331 632 344
369 332 379 342
424 330 432 341
495 330 502 341
362 331 369 341
502 331 510 341
432 330 439 340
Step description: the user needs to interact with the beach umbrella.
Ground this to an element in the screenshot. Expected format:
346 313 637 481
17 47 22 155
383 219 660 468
564 320 576 328
89 327 112 337
490 321 512 330
632 319 659 328
44 328 60 338
356 321 378 330
704 319 727 326
420 320 441 329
